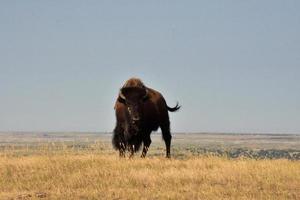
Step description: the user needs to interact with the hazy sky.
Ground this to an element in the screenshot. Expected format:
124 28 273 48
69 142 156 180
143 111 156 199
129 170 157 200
1 1 300 133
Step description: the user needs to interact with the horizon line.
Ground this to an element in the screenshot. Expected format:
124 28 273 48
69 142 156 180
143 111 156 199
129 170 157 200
0 130 299 135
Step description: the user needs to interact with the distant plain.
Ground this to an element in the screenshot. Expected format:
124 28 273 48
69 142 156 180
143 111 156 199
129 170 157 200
0 132 299 199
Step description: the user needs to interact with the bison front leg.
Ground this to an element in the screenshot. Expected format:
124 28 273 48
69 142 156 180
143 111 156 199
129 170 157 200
141 146 148 158
112 124 126 158
141 135 151 158
119 142 126 158
129 145 135 158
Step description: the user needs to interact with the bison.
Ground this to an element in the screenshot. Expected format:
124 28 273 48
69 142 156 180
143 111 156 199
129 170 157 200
112 78 180 158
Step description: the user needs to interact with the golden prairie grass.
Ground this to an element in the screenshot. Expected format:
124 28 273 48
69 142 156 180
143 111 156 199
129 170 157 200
0 149 299 200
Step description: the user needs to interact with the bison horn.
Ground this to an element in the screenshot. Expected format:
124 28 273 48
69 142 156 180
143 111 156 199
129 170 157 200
143 88 148 100
119 89 126 100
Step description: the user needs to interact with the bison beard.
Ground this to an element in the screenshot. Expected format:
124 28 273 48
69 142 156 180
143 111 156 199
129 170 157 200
112 78 180 158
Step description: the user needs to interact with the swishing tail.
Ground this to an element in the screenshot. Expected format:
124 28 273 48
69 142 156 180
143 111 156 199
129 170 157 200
166 102 181 112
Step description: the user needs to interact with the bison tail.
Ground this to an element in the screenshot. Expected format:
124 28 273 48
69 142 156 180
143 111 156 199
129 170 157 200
167 102 181 112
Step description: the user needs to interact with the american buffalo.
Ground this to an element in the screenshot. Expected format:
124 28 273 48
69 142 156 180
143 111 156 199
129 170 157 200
112 78 180 158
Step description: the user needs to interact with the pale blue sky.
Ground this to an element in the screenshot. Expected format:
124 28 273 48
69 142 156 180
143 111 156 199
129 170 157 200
1 1 300 133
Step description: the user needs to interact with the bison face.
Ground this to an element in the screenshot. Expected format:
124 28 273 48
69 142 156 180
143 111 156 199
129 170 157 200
118 87 148 135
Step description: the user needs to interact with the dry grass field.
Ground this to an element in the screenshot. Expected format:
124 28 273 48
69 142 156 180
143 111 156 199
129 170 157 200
0 132 300 199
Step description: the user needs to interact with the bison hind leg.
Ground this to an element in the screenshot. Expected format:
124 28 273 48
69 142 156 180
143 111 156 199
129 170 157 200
160 122 172 158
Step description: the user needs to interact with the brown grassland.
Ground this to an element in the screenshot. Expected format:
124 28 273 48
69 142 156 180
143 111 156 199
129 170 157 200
0 132 300 199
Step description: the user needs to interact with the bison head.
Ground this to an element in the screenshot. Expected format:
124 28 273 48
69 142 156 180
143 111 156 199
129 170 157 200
118 86 148 135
